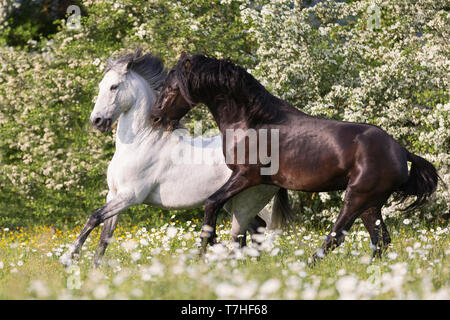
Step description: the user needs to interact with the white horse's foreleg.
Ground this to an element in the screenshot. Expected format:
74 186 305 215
93 214 120 267
60 194 133 266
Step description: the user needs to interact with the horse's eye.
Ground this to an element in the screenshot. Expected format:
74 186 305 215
110 84 119 90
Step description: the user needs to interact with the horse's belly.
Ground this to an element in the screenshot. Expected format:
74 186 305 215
273 168 348 191
271 150 350 191
142 187 205 209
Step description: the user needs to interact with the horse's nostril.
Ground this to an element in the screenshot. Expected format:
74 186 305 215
153 117 161 123
94 117 103 126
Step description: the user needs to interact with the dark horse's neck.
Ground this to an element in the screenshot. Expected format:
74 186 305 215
185 55 302 132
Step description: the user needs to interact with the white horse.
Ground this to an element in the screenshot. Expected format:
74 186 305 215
61 50 293 267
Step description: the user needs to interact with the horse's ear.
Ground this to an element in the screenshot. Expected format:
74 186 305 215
179 51 191 71
134 48 143 59
105 57 114 72
121 60 132 73
184 59 191 71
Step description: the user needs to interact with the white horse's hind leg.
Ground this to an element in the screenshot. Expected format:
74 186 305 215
230 213 248 247
229 185 278 247
60 194 133 266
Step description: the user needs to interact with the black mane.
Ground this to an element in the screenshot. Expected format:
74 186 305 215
174 54 281 124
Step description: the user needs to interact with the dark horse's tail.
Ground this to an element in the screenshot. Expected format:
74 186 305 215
271 188 296 229
397 152 440 211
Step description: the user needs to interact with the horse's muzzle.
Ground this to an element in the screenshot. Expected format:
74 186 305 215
91 116 112 132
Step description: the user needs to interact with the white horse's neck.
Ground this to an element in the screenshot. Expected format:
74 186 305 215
116 72 161 146
113 72 224 169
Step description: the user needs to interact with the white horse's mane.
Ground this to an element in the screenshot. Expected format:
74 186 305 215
105 48 167 91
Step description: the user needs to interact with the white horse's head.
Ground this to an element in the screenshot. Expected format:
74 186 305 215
90 49 166 132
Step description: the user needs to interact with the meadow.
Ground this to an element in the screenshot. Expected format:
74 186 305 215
1 215 448 300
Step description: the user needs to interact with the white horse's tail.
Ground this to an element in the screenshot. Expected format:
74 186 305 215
270 188 296 230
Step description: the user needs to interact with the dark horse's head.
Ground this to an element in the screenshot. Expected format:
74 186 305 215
150 52 251 129
150 52 195 130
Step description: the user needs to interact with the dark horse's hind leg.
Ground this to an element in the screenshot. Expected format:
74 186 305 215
312 187 390 262
360 207 391 259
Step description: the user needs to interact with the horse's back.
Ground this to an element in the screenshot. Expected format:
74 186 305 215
269 111 409 191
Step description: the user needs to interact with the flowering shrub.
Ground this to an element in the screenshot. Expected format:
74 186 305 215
0 0 448 227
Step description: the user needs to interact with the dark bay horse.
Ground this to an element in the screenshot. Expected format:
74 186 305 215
149 53 440 260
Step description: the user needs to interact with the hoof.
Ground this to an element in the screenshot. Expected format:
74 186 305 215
308 248 326 267
60 246 79 267
60 252 74 267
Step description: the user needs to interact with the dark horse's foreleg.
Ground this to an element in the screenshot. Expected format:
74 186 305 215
360 206 391 260
231 215 267 248
201 170 255 254
247 215 267 244
60 195 131 266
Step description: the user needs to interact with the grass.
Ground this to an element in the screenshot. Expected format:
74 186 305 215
0 216 448 300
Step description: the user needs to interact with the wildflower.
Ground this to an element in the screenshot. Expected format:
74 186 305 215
387 252 398 260
166 226 178 239
259 278 281 296
113 271 129 286
337 269 346 276
243 246 260 257
251 233 265 243
131 288 143 298
234 281 258 299
336 276 359 300
121 239 137 251
29 280 50 298
93 284 109 299
131 251 141 262
360 255 372 265
270 247 280 256
215 282 236 299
